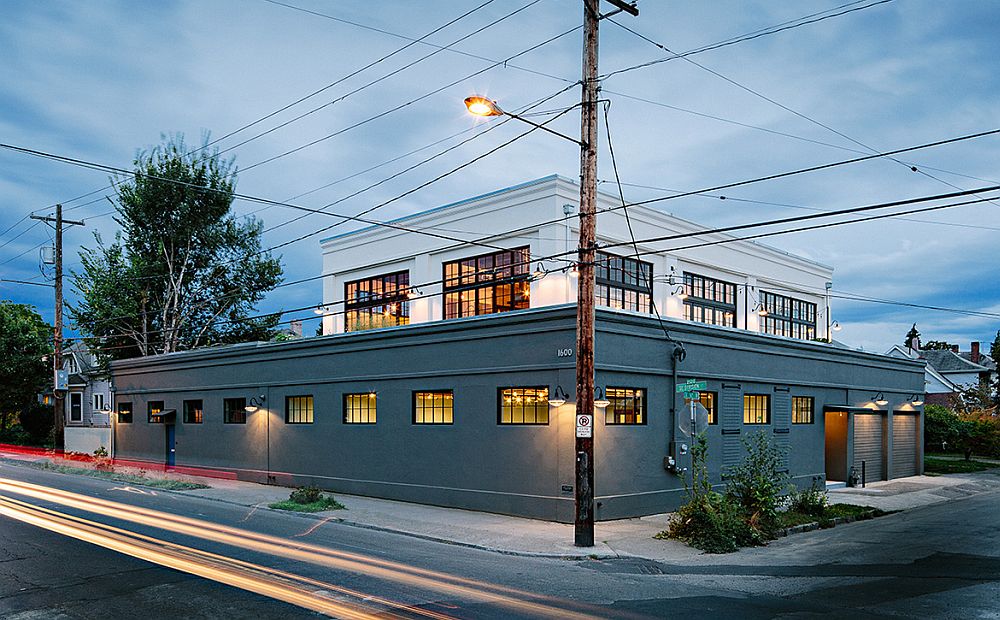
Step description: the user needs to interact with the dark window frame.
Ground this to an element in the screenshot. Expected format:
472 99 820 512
69 392 83 422
700 391 718 425
792 396 815 424
344 270 410 332
497 386 550 425
147 400 165 424
760 291 817 340
743 394 771 424
117 401 133 424
183 399 203 424
605 387 647 425
285 395 314 424
683 272 737 327
344 392 377 424
595 251 652 314
412 390 455 425
223 398 247 425
442 247 531 320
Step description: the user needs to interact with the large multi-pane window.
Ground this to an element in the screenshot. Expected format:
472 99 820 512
414 391 454 424
683 273 736 327
117 402 132 424
595 251 652 314
147 400 164 424
224 398 247 425
605 387 645 425
285 395 314 424
443 247 531 319
792 396 814 424
345 271 410 332
699 391 718 425
183 399 203 424
344 393 377 424
743 394 770 424
760 291 817 340
498 387 549 424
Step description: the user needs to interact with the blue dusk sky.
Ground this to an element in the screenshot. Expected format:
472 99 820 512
1 0 997 353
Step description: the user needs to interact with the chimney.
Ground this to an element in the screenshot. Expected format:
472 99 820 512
291 320 302 338
971 341 980 364
951 344 959 353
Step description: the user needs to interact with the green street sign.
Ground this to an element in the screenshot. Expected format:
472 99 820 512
676 380 707 393
683 391 700 400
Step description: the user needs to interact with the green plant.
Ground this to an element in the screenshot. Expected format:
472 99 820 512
788 480 828 517
289 486 322 505
725 430 789 542
665 434 754 553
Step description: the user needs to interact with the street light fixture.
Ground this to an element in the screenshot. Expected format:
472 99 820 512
463 95 586 147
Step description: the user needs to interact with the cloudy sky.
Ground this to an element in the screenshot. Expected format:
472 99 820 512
1 0 997 353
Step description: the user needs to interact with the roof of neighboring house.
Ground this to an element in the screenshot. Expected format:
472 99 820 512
884 345 960 393
919 349 990 374
958 351 996 371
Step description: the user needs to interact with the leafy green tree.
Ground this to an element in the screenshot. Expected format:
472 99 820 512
0 302 51 434
923 340 956 351
71 135 283 360
923 404 960 452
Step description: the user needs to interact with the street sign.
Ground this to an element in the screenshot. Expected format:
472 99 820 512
676 380 707 393
683 391 700 400
576 414 592 438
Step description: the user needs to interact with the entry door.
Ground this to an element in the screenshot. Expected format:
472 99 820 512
165 425 176 467
853 413 885 482
892 414 918 478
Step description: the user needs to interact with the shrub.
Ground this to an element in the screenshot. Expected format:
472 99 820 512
788 480 828 517
18 402 54 445
289 486 322 505
924 404 960 452
725 430 789 542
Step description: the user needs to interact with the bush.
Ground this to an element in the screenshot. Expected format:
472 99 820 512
725 430 789 542
289 486 322 505
19 402 54 445
924 404 960 452
0 423 31 445
788 480 828 517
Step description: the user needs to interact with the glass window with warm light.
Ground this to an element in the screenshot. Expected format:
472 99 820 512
683 273 736 327
498 387 549 424
285 395 314 424
344 393 377 424
443 247 530 319
345 270 410 332
413 391 453 424
117 401 132 424
792 396 814 424
183 399 203 424
595 251 652 314
700 391 718 425
147 400 164 424
224 398 246 424
605 387 646 425
744 394 770 424
760 291 816 340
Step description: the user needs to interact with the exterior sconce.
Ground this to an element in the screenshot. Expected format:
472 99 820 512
594 387 611 408
568 264 579 277
548 385 569 407
672 284 688 300
532 263 547 280
872 392 889 406
755 303 769 317
909 394 924 406
313 305 331 315
406 287 423 300
831 320 842 331
245 394 266 413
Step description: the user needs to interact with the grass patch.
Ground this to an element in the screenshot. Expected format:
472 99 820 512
924 456 998 474
778 503 884 529
30 461 209 490
269 496 345 513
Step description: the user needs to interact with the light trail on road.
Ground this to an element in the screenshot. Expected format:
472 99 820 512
0 477 619 619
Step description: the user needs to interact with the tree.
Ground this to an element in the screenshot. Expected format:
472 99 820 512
0 302 51 433
71 135 283 360
904 323 920 349
923 340 956 351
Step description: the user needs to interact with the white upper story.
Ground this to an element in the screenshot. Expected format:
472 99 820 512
319 175 834 341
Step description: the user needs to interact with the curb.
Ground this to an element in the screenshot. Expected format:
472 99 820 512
775 510 884 537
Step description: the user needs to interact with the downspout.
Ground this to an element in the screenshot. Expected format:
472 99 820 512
668 340 686 461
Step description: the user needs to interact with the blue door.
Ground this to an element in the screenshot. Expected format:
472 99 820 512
166 425 176 467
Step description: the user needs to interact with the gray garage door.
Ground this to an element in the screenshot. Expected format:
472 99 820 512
853 413 885 482
892 414 918 478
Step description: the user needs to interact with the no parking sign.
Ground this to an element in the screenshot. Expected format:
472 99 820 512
576 414 592 438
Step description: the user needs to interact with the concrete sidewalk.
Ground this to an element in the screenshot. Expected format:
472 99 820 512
3 448 999 562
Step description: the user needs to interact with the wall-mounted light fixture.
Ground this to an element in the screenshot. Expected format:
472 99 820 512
909 394 924 406
245 394 266 413
594 387 611 408
407 287 423 300
831 320 842 331
755 303 769 317
568 264 579 277
548 385 570 407
872 392 889 406
313 305 329 315
672 284 688 300
532 263 547 280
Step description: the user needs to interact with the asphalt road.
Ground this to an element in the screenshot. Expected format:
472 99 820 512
1 461 998 619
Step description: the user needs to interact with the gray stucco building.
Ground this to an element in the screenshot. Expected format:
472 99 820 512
111 305 925 522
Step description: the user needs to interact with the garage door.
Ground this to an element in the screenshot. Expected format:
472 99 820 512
892 414 918 478
853 413 885 482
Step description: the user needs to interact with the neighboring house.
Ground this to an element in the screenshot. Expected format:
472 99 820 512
61 342 112 454
111 176 925 523
886 342 993 406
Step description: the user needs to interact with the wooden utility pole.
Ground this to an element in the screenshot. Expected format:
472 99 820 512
31 204 85 450
574 0 637 548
